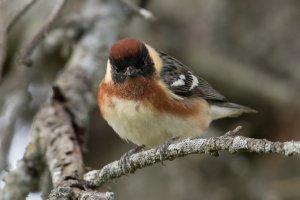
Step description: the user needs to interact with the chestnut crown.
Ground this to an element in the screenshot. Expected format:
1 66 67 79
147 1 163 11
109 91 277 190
109 38 154 83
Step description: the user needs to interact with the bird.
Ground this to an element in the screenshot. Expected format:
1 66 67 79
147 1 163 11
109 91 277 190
98 37 256 148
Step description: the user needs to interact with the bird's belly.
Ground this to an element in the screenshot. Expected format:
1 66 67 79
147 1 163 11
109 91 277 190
101 96 211 147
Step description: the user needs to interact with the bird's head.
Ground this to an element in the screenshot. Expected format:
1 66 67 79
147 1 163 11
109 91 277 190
108 38 155 83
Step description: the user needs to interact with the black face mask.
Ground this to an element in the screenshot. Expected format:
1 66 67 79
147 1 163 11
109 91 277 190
110 44 155 84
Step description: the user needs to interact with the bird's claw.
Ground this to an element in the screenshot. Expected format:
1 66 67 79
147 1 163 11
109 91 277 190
155 137 179 165
119 145 145 174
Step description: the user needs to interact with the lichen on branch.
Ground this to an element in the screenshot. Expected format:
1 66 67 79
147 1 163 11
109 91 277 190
84 127 300 188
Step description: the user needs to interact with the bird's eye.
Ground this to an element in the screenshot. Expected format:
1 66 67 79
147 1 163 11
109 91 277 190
114 65 125 73
137 59 146 68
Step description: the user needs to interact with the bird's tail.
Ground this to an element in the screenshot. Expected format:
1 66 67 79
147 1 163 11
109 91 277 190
210 102 257 120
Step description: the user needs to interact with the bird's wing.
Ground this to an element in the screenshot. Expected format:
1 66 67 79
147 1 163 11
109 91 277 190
158 51 227 102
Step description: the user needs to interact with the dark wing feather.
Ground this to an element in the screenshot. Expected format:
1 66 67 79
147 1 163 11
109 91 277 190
158 51 227 102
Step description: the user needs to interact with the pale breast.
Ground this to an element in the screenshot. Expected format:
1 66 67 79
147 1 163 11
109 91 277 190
100 95 212 147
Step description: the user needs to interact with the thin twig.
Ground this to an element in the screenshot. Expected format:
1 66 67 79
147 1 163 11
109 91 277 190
84 128 300 187
0 90 31 171
121 0 156 21
0 0 7 80
17 0 69 66
224 125 242 136
6 0 39 33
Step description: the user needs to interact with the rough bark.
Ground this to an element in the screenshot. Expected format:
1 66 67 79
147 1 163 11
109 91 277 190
84 127 300 187
0 0 139 199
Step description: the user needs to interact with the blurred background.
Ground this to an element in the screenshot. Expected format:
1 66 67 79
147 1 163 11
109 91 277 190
1 0 300 199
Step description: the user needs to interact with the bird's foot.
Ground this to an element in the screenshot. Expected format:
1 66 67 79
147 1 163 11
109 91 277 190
119 145 145 174
155 137 180 165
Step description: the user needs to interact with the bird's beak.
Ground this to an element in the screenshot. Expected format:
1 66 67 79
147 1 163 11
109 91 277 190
124 66 137 77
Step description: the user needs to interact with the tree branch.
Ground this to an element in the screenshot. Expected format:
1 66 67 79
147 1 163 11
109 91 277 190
121 0 155 21
0 0 7 81
0 135 45 200
1 0 145 199
0 90 31 171
6 0 39 33
17 0 68 66
84 127 300 188
48 186 114 200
